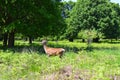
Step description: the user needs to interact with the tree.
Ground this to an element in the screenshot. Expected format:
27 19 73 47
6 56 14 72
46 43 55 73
65 0 120 42
98 3 120 40
60 1 76 41
0 0 65 47
0 0 33 47
61 1 75 18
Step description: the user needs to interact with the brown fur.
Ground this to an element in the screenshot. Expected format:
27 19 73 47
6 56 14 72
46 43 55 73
41 40 65 58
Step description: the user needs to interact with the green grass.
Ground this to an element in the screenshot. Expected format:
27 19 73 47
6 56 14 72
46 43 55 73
0 40 120 80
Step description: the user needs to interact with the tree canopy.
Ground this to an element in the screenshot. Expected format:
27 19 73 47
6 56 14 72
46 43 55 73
64 0 120 41
0 0 120 47
0 0 65 47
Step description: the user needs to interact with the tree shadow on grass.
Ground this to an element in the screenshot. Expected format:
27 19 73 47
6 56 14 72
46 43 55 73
0 43 45 55
0 43 84 54
0 42 120 55
49 44 85 53
100 39 120 44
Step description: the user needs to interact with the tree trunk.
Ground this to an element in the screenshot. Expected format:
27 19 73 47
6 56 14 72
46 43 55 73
82 39 85 42
116 38 118 41
87 38 92 47
3 32 8 47
8 31 15 48
111 39 112 43
24 37 28 41
93 37 99 42
29 36 32 44
0 34 3 41
68 38 73 42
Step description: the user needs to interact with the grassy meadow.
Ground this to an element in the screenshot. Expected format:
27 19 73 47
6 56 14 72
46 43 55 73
0 40 120 80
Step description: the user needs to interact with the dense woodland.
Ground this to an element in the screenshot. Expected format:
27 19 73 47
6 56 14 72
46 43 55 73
0 0 120 80
0 0 120 47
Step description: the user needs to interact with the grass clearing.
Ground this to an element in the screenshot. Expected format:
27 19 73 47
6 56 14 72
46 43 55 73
0 40 120 80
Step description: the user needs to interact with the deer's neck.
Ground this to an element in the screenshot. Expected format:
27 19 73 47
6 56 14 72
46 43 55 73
43 45 48 53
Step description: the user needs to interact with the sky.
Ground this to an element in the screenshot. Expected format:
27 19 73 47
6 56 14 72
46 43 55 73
62 0 120 4
110 0 120 4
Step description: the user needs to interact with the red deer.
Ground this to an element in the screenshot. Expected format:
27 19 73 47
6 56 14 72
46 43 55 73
41 40 65 58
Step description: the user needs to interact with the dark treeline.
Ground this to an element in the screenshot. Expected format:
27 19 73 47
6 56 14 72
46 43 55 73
64 0 120 42
0 0 120 47
0 0 66 47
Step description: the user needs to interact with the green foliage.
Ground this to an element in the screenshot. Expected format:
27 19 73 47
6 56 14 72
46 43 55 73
61 1 75 18
0 0 66 47
78 29 99 39
0 40 120 79
65 0 120 40
98 3 120 39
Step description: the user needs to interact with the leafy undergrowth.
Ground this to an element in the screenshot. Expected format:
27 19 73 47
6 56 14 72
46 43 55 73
0 50 120 80
0 41 120 80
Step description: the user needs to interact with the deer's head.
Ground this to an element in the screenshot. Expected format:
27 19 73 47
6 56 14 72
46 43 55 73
41 40 47 45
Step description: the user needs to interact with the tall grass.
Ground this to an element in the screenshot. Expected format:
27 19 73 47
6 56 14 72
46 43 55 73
0 40 120 80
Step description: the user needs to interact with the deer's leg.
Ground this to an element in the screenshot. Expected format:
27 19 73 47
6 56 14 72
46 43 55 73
47 54 51 57
59 52 63 58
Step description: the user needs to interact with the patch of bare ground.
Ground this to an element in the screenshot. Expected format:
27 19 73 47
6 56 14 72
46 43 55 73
40 65 120 80
109 75 120 80
40 65 94 80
